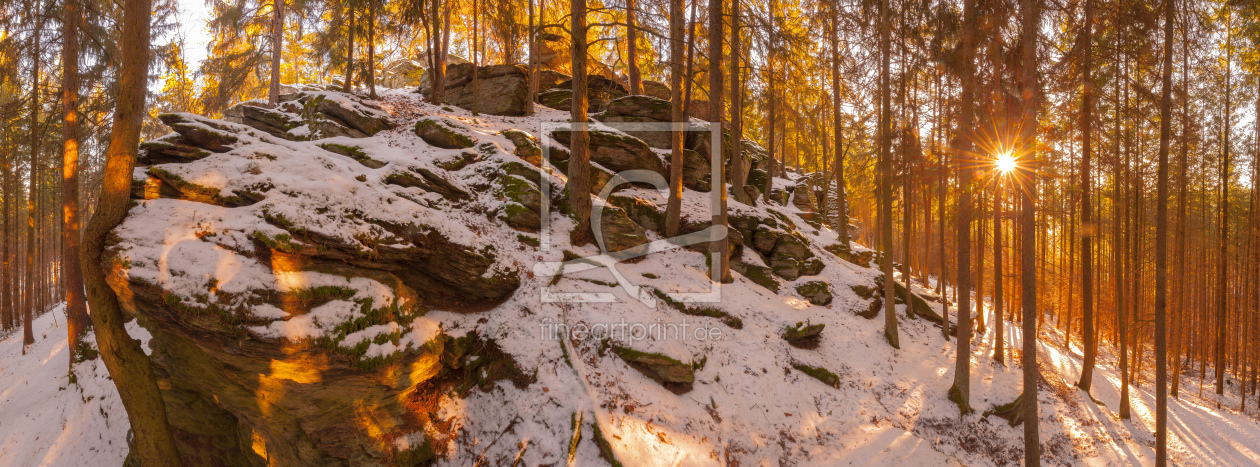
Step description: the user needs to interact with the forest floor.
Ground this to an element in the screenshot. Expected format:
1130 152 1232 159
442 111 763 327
0 306 145 466
4 294 1259 466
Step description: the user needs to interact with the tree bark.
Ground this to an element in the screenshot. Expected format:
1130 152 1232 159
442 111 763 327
665 0 684 237
526 0 536 115
568 0 592 244
268 0 284 105
879 0 899 350
63 0 89 368
1154 0 1175 463
367 0 377 98
343 0 355 93
1077 0 1097 394
994 181 1005 363
472 0 480 115
1216 5 1232 396
728 0 746 204
830 0 846 246
626 0 642 95
24 7 41 350
82 0 184 461
948 0 978 414
764 0 775 202
708 0 729 282
1019 2 1041 455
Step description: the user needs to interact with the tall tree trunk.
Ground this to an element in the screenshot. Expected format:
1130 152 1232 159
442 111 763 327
24 10 41 350
569 0 592 243
1216 6 1232 396
1077 0 1097 394
81 0 184 461
526 0 536 115
764 0 775 202
1019 0 1040 455
994 182 1005 363
682 0 697 119
430 0 447 103
367 0 377 98
1117 49 1131 419
728 0 746 204
268 0 284 105
343 0 355 93
1154 0 1175 462
63 0 89 367
830 0 846 247
708 0 729 282
665 0 684 236
948 0 978 414
472 0 480 115
626 0 642 95
1 114 10 332
879 0 899 350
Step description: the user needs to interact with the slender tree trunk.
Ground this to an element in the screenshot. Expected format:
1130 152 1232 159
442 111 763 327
994 182 1006 363
63 0 89 367
879 0 899 350
343 0 355 93
24 11 41 350
1117 50 1131 419
831 0 846 246
1077 0 1097 393
430 0 447 103
268 0 284 105
708 0 729 282
665 0 684 237
1216 6 1232 396
526 0 536 115
82 0 184 461
1019 0 1041 454
626 0 641 95
472 0 480 115
682 0 697 119
1154 0 1175 461
729 0 746 204
1 115 10 332
367 0 377 98
764 0 775 202
948 0 978 414
568 0 592 243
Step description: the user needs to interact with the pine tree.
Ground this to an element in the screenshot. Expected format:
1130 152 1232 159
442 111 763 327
80 0 184 460
568 0 592 244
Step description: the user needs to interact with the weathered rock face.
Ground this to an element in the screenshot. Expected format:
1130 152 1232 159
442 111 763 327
536 69 570 91
552 75 628 113
414 117 478 149
796 281 833 306
435 63 532 116
592 95 680 150
380 59 425 88
641 80 672 100
113 94 539 465
551 128 666 177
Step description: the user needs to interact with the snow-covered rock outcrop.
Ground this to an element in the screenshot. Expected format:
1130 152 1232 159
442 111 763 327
106 87 948 465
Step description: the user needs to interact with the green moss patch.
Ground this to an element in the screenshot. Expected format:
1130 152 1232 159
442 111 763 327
651 288 742 329
791 362 840 388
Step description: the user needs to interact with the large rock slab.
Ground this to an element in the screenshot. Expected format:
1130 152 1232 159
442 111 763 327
439 63 531 116
551 128 666 177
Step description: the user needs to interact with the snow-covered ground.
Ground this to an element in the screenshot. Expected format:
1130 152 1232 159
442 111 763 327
5 294 1260 465
0 306 147 466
